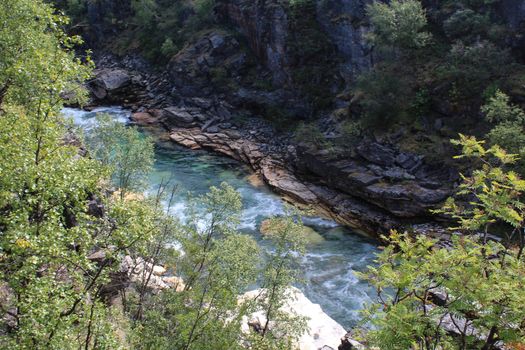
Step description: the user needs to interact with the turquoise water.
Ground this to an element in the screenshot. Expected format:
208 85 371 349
64 107 379 329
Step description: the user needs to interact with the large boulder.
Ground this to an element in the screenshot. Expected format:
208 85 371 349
239 287 361 350
88 68 145 104
90 69 130 99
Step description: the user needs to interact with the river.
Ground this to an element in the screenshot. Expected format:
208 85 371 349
63 106 379 329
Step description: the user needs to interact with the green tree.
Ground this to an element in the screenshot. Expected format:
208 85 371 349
250 212 308 350
359 136 525 349
131 0 158 28
86 114 155 200
482 91 525 172
366 0 431 52
134 183 261 350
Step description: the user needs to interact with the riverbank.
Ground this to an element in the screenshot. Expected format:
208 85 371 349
83 53 457 241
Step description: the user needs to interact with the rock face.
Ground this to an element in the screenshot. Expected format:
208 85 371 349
167 30 247 97
295 142 456 218
316 0 374 80
217 0 290 85
218 0 373 83
239 287 361 350
500 0 525 30
499 0 525 50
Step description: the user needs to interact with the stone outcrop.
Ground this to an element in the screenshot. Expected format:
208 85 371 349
167 30 248 96
166 126 419 236
88 68 145 104
120 256 185 291
316 0 374 80
239 287 362 350
295 142 456 218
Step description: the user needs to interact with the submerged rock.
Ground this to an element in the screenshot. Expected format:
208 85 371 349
259 218 325 245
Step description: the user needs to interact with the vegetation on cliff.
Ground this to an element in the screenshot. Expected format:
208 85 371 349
359 136 525 349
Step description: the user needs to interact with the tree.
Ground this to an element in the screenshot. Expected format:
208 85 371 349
482 91 525 173
366 0 431 52
249 212 308 350
0 1 164 348
86 114 155 200
358 136 525 349
134 183 261 350
360 233 525 350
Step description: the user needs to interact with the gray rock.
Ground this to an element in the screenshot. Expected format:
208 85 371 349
357 142 396 166
95 69 131 91
383 166 416 181
316 0 374 81
163 107 197 127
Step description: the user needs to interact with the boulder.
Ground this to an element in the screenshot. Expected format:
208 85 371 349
131 112 158 125
239 287 354 350
162 107 199 128
356 142 396 167
89 69 130 100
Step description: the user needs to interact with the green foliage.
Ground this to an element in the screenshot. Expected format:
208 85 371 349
294 122 329 149
254 212 308 348
339 119 363 146
131 0 158 27
482 90 525 124
359 232 525 350
286 0 339 111
366 0 431 52
360 136 525 349
481 91 525 172
440 135 525 234
86 114 155 200
356 65 414 128
132 187 310 350
441 41 511 102
354 0 521 134
443 9 490 41
0 1 310 349
160 38 177 58
0 1 122 347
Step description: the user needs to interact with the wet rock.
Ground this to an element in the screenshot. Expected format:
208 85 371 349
131 112 158 125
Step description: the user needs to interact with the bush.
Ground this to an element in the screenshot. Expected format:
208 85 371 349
366 0 431 52
294 122 328 149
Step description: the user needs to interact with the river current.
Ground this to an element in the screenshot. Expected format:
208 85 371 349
63 106 378 329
